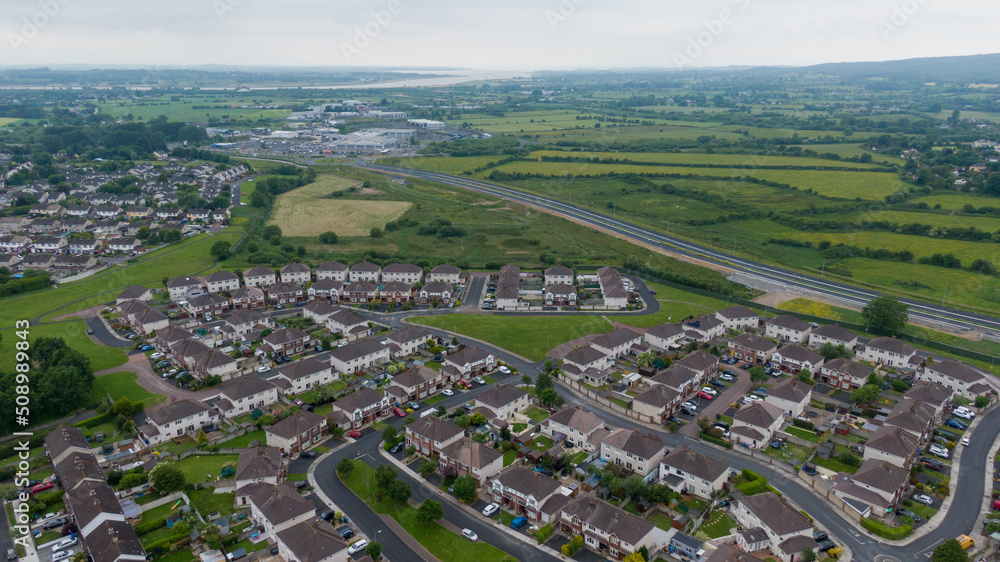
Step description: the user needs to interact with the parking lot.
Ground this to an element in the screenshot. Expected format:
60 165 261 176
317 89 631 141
680 366 752 437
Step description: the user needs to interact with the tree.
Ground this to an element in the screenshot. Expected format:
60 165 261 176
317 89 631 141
318 231 338 244
931 538 969 562
469 412 486 426
452 475 479 503
796 369 813 384
161 229 181 243
382 425 399 444
370 227 384 238
136 226 150 240
819 342 852 361
196 429 208 447
336 458 354 476
70 553 88 562
538 387 565 408
636 352 654 367
149 461 185 494
536 371 554 393
621 474 647 499
975 395 990 408
622 553 645 562
257 414 276 426
416 499 444 525
851 384 881 405
210 240 232 260
365 540 382 560
118 471 149 490
112 397 137 417
862 295 909 335
521 374 533 386
419 460 436 478
387 480 412 504
375 464 397 490
748 365 768 383
262 225 282 239
800 548 817 562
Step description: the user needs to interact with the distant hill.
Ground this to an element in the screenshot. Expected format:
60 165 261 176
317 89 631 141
744 53 1000 83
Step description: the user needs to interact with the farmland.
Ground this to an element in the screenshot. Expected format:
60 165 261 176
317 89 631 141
527 150 889 169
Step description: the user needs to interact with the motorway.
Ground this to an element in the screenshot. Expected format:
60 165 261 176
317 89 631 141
361 163 1000 337
308 314 1000 561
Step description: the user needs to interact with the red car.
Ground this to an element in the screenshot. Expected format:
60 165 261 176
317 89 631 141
697 391 714 401
346 430 362 439
393 408 406 417
31 482 53 494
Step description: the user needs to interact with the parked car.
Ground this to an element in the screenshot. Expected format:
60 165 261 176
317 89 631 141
442 389 454 397
390 442 404 454
473 377 486 385
700 386 718 396
31 482 53 494
337 526 354 539
741 363 753 369
510 517 528 530
929 445 950 459
953 406 975 420
299 451 317 459
257 365 269 373
913 493 934 506
713 421 730 431
498 366 511 375
896 509 921 522
709 379 726 388
482 503 500 517
150 352 164 359
697 391 714 401
812 530 828 542
42 517 68 530
744 395 762 403
393 408 406 417
816 540 837 553
318 509 335 521
346 430 362 439
961 436 971 446
407 401 420 410
462 402 475 411
51 550 73 562
140 345 154 351
52 537 78 552
920 457 944 470
461 528 478 541
347 539 368 556
946 418 967 430
681 406 697 416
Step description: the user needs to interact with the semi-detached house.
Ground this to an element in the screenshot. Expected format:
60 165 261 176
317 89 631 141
263 327 312 358
273 357 336 394
863 425 918 469
714 305 759 331
731 402 784 448
858 337 918 368
819 358 872 390
474 384 530 419
771 345 824 374
444 345 496 376
727 333 777 365
731 493 813 561
659 445 728 498
560 346 613 386
381 262 422 284
279 262 311 285
832 459 909 517
590 327 643 359
388 365 443 400
405 416 464 457
438 438 504 484
167 275 206 301
764 377 812 418
807 324 858 350
205 270 240 293
643 323 686 352
764 315 812 344
543 406 607 451
600 429 667 475
329 387 390 429
187 292 229 319
214 377 279 418
315 261 349 281
140 399 219 446
266 410 328 454
384 325 431 357
244 266 276 288
249 483 315 536
329 339 390 374
231 286 265 310
919 359 990 401
427 263 461 284
555 495 664 561
490 466 563 522
348 261 381 282
543 264 574 286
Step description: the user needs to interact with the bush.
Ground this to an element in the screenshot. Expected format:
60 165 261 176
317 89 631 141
535 523 554 544
561 534 584 556
134 517 168 535
699 432 732 449
792 418 815 430
860 517 912 539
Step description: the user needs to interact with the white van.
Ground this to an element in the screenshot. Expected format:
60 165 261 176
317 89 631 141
953 406 975 420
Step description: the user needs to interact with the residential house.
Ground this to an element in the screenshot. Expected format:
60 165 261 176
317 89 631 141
68 238 102 255
125 206 151 220
223 309 274 339
659 445 728 498
544 284 577 307
32 237 67 254
555 495 662 561
438 438 504 484
266 281 304 305
543 406 607 451
249 483 315 536
154 326 193 352
714 305 759 331
495 263 522 310
93 205 122 220
832 460 909 517
674 350 720 381
600 429 668 475
0 253 22 271
65 480 126 537
230 286 265 310
187 293 229 319
818 358 872 390
273 358 336 394
771 345 825 375
384 325 431 358
727 333 777 365
864 425 918 469
274 520 349 562
59 219 92 234
381 263 422 284
560 346 613 385
186 209 211 223
883 398 936 442
315 261 349 281
731 493 813 558
427 263 461 284
643 323 686 352
107 237 140 254
119 300 169 334
167 275 206 301
858 337 918 368
44 425 92 466
807 324 858 351
731 402 784 448
405 416 465 457
670 533 705 561
53 254 98 272
632 385 682 424
590 327 644 359
348 261 381 282
444 346 496 376
764 315 812 344
0 236 31 253
263 327 312 358
682 314 725 341
205 270 240 293
903 382 953 420
65 205 92 218
648 365 701 394
21 253 54 270
919 359 991 401
597 266 629 309
214 378 280 418
0 216 29 234
765 378 812 417
329 387 390 429
343 281 378 304
279 262 311 285
489 466 563 522
302 300 339 324
474 384 531 419
329 339 390 374
266 411 328 454
389 366 443 401
116 285 152 305
413 280 458 309
244 265 277 288
235 446 283 489
307 279 343 302
140 400 219 446
379 281 412 304
190 348 239 380
82 520 146 562
543 265 574 286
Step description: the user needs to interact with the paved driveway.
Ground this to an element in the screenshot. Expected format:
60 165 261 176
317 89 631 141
84 316 133 348
681 371 751 437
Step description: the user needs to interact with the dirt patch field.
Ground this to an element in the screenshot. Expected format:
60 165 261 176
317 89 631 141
269 174 411 237
752 291 802 307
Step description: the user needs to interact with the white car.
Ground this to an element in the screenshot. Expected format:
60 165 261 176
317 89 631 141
744 395 762 402
165 369 178 377
682 401 698 410
700 386 718 396
961 436 971 446
51 550 73 562
461 528 478 541
150 352 164 359
52 537 78 552
442 389 454 397
473 377 486 385
498 366 511 375
482 503 500 517
257 365 270 373
346 539 368 556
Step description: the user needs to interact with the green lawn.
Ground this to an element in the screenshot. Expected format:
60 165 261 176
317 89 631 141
152 438 200 456
410 315 608 361
140 501 184 524
190 489 238 518
812 455 860 474
424 394 447 406
503 449 517 467
695 510 736 539
339 459 514 562
649 512 673 531
88 371 166 409
786 427 820 443
35 530 62 545
531 436 554 451
155 550 195 562
523 407 550 423
565 451 589 466
176 454 239 483
512 423 528 433
139 525 179 547
217 430 266 448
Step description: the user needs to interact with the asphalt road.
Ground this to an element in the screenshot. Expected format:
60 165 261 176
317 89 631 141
362 164 1000 336
84 316 133 348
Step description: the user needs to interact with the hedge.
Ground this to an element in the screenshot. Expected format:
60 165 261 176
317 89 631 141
35 490 64 507
699 432 732 449
536 523 554 544
134 517 168 535
860 517 912 539
73 413 110 429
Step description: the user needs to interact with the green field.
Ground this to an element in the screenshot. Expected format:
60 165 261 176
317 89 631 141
528 150 888 170
217 430 267 448
88 371 166 409
909 193 998 211
176 454 239 483
98 98 290 122
410 315 609 361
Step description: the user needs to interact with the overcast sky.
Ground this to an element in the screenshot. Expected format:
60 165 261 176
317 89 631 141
2 0 996 70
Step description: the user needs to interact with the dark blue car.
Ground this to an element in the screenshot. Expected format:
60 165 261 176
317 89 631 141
510 516 528 530
946 418 967 430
